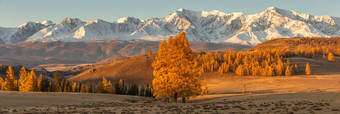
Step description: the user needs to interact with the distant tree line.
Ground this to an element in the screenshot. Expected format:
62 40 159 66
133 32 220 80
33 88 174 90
197 48 316 76
0 67 153 97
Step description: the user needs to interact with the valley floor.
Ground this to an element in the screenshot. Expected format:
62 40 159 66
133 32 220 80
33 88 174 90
1 74 340 113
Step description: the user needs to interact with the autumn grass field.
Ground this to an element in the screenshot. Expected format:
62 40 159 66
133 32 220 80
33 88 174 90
1 73 340 113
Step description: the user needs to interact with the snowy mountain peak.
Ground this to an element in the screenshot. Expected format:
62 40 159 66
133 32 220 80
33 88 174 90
116 17 142 24
202 10 227 17
1 7 340 45
39 20 54 26
87 19 107 24
59 18 84 25
177 8 185 12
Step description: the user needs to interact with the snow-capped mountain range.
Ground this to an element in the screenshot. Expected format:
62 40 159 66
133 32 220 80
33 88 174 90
1 7 340 45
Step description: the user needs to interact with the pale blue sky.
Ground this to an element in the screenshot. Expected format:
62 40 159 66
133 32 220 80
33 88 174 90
1 0 339 27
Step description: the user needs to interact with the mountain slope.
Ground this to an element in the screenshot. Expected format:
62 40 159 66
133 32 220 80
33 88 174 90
68 55 154 84
1 7 340 45
0 40 249 68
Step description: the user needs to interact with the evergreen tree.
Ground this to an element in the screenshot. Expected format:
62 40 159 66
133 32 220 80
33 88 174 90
80 84 86 93
37 75 50 92
145 84 152 97
114 79 122 94
328 52 335 62
5 66 17 91
63 80 71 92
306 63 311 75
48 82 55 92
26 70 38 92
139 86 145 96
127 83 139 95
53 72 62 92
37 74 43 91
78 83 82 92
86 82 92 93
18 66 28 91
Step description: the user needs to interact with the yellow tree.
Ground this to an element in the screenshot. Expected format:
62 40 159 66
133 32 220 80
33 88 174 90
328 52 335 62
102 77 113 93
285 65 293 76
152 32 209 103
0 77 4 90
18 67 28 91
235 65 244 76
5 66 17 91
276 59 284 76
305 63 311 75
147 49 153 57
152 39 170 100
26 70 38 92
72 82 77 92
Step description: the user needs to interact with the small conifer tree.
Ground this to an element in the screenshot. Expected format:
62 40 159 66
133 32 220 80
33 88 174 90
328 52 335 62
72 82 77 92
26 70 38 92
285 65 293 76
86 82 92 93
0 77 4 90
305 63 311 75
54 72 62 92
5 66 17 91
18 67 28 91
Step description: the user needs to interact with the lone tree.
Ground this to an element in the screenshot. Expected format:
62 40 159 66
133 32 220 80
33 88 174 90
328 52 335 62
305 63 311 75
5 66 17 91
152 32 209 103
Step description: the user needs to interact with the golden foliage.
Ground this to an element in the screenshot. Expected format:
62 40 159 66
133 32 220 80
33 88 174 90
306 63 311 75
18 67 28 91
26 70 38 92
5 66 17 91
328 52 335 62
152 32 209 102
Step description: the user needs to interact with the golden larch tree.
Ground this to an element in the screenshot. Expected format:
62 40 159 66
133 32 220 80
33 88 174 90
285 65 293 76
18 66 28 91
102 77 113 93
0 77 4 90
328 52 335 62
72 82 77 92
152 32 209 103
26 70 38 92
5 66 17 91
305 63 311 75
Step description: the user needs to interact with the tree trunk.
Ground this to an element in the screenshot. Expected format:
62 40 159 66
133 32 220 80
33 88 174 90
182 96 186 103
174 93 178 103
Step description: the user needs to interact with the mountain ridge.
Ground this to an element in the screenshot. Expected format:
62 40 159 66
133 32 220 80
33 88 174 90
1 7 340 45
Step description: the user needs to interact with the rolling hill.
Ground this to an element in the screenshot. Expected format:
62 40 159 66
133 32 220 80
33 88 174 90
68 38 340 85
